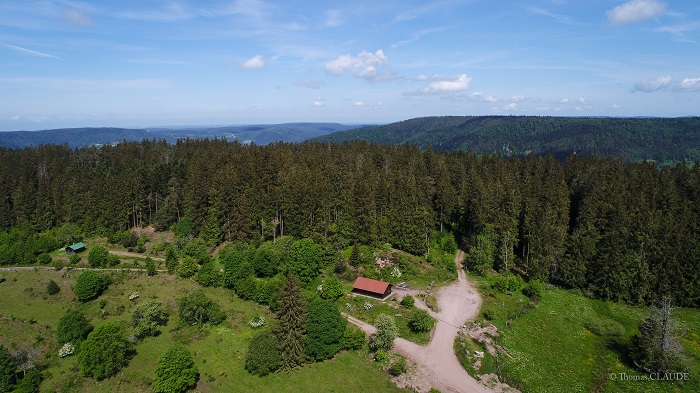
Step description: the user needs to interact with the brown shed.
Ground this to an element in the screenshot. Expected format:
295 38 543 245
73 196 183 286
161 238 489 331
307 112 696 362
352 277 392 299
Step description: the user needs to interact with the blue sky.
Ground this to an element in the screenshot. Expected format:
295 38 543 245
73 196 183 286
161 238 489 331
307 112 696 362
1 0 699 130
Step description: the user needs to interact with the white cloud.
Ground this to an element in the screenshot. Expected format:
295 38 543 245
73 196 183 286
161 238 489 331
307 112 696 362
325 50 393 82
503 103 517 110
295 79 324 89
241 55 265 70
313 98 325 107
680 78 700 91
607 0 666 26
416 74 428 81
352 101 367 107
324 10 343 27
406 74 472 95
63 10 92 27
505 95 525 103
11 115 22 121
633 75 672 92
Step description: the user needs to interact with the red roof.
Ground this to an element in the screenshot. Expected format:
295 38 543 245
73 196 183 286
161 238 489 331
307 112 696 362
352 277 391 295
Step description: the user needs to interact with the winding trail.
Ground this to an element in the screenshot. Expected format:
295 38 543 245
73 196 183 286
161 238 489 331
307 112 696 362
349 250 491 393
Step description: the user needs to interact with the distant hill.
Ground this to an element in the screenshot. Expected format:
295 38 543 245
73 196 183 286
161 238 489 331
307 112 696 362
0 123 359 149
315 116 700 164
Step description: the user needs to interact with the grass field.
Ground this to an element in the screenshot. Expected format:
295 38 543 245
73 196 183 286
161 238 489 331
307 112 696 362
0 269 408 393
468 274 700 393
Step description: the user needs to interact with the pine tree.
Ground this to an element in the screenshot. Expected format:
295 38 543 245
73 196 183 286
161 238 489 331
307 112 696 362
274 275 307 370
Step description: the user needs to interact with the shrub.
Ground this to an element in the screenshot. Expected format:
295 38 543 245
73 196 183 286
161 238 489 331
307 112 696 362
106 254 120 267
304 299 346 361
58 343 75 358
10 369 42 393
36 253 52 265
195 262 221 287
369 314 398 352
408 309 435 333
178 292 225 326
584 318 624 337
0 344 17 392
341 324 366 350
522 279 543 298
389 356 407 376
153 345 199 393
320 276 343 300
374 349 388 362
132 300 169 339
177 256 199 279
87 245 109 268
245 330 280 376
253 243 280 278
78 323 133 380
47 280 60 295
56 310 93 345
69 254 82 264
491 274 524 293
146 258 157 276
400 295 415 308
73 271 109 301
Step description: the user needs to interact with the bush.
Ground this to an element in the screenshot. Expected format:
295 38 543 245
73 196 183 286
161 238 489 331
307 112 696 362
245 330 281 376
36 253 52 265
153 345 199 393
304 299 346 361
132 300 169 339
491 274 524 293
73 271 109 301
400 295 415 308
389 356 407 376
47 280 60 295
58 343 75 358
195 262 221 287
69 254 82 264
87 245 109 268
253 243 280 278
178 292 225 326
584 318 624 337
146 258 156 276
341 324 366 350
78 323 133 380
106 254 120 267
522 279 544 298
320 276 343 300
56 310 93 345
408 309 435 333
10 369 42 393
0 344 17 392
178 256 199 279
369 314 398 352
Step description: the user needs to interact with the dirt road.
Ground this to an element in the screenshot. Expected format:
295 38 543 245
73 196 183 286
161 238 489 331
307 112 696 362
349 250 491 393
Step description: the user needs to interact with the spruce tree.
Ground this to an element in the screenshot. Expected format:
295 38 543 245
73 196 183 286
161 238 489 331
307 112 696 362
274 275 307 370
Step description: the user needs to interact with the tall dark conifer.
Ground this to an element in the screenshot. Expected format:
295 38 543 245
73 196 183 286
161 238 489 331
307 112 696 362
274 275 307 370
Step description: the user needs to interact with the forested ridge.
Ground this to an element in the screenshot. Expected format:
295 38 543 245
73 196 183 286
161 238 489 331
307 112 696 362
1 139 699 307
316 116 700 164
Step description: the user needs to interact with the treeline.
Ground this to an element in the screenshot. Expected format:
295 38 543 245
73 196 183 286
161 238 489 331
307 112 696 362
0 140 699 306
317 116 700 164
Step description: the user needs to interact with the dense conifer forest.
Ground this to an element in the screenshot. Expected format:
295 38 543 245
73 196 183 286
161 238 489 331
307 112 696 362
1 139 699 307
317 116 700 164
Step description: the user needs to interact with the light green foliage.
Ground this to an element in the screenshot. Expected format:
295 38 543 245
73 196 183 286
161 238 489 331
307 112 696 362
341 324 366 351
491 274 524 293
178 256 199 279
245 330 281 376
132 300 169 339
153 345 199 393
0 344 16 392
165 246 179 274
408 309 434 333
46 279 60 295
370 314 398 351
320 276 343 300
282 238 323 283
305 299 346 361
36 252 52 265
220 242 252 288
56 310 93 345
178 292 225 326
521 279 543 298
400 295 415 308
87 245 109 268
73 270 109 301
389 356 407 376
78 323 133 380
465 224 495 275
68 254 81 264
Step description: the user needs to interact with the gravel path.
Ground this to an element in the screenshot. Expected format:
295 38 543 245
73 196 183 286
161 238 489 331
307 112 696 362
348 250 491 393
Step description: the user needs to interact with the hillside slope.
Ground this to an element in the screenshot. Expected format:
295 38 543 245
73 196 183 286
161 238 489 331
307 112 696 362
316 116 700 163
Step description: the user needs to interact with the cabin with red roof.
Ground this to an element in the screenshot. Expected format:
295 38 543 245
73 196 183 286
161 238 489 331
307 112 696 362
352 277 392 300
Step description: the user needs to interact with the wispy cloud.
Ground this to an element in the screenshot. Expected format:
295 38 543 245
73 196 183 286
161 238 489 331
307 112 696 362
0 42 61 60
240 55 265 70
325 50 395 82
680 78 700 91
313 97 325 106
295 79 324 89
324 10 343 27
528 6 583 26
404 74 472 95
63 9 92 27
607 0 666 26
0 76 170 90
632 75 672 92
